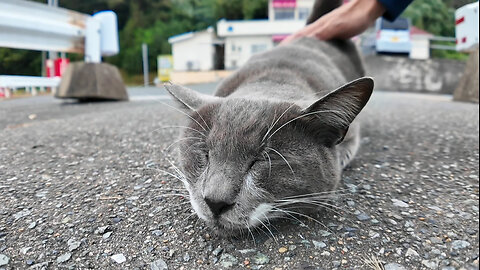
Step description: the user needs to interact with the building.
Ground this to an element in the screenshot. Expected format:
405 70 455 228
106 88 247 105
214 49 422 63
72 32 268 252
217 19 306 69
217 0 314 69
168 27 217 71
409 26 433 60
268 0 314 21
168 0 315 71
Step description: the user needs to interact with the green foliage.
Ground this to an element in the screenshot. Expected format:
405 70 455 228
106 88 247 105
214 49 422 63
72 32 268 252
4 0 468 75
0 0 268 76
0 48 41 75
402 0 455 37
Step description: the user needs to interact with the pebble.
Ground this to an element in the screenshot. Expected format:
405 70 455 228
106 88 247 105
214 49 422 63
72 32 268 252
312 240 327 249
237 249 256 255
219 253 238 268
28 221 37 229
451 240 470 249
421 260 437 269
13 209 31 220
95 226 110 235
67 239 81 251
356 213 370 221
0 254 9 266
150 258 168 270
103 232 112 239
253 252 270 265
318 230 331 237
278 247 288 253
152 230 163 236
111 253 126 264
20 247 32 254
405 248 419 257
57 252 72 263
384 263 407 270
212 247 223 256
392 199 409 208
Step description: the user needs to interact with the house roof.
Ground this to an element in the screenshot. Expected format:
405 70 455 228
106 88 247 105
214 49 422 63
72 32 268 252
217 19 306 37
168 27 214 44
410 26 433 36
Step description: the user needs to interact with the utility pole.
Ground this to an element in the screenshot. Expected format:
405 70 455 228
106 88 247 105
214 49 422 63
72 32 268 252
142 43 149 87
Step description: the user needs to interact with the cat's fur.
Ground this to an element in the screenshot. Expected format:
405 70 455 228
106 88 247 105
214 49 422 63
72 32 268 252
164 0 373 233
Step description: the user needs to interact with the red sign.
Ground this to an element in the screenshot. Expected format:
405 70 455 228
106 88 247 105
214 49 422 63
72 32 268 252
46 58 69 77
272 0 296 8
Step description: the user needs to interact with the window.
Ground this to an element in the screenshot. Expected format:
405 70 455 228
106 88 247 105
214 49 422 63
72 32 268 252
251 44 268 54
298 7 310 20
231 44 242 52
274 8 295 20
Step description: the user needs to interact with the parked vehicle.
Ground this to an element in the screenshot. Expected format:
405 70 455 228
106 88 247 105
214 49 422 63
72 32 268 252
375 17 411 54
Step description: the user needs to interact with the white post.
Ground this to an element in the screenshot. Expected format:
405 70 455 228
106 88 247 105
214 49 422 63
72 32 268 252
85 17 101 63
142 43 149 87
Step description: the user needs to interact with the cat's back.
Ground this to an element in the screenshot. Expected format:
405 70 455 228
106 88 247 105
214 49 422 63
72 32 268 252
215 37 365 98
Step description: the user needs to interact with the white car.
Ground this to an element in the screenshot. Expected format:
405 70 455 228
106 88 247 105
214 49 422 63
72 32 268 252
375 17 412 54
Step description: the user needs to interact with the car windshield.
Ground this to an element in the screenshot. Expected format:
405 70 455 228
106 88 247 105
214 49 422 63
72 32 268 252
381 18 409 30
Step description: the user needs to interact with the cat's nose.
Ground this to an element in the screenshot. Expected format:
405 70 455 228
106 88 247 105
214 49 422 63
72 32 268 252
204 198 235 217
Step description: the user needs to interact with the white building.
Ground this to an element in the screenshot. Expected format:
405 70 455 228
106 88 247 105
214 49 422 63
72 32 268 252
217 0 314 69
409 26 433 60
168 27 216 71
268 0 314 21
217 19 306 69
168 0 315 71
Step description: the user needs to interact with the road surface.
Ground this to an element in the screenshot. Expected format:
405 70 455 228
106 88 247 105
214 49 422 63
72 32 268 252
0 84 478 270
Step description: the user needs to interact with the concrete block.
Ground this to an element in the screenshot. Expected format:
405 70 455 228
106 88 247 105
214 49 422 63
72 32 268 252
56 62 128 101
364 55 465 94
453 47 479 103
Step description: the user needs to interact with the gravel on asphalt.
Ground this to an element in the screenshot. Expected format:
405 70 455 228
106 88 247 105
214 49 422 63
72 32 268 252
0 89 478 270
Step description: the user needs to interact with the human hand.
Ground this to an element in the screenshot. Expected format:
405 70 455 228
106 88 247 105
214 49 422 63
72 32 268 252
281 0 385 44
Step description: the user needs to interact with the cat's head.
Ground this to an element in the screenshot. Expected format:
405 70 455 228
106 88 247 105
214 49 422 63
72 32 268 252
164 78 373 234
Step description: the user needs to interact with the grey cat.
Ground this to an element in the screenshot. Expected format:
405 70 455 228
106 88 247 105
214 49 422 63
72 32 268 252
164 0 374 234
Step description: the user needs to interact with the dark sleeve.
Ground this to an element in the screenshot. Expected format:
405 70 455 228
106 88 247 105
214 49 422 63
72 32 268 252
377 0 414 21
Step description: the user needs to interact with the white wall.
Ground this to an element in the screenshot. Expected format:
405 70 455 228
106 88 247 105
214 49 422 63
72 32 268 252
171 31 215 71
409 36 430 60
224 36 274 70
268 0 314 21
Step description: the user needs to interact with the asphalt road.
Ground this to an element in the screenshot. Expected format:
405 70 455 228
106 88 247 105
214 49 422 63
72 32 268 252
0 84 478 270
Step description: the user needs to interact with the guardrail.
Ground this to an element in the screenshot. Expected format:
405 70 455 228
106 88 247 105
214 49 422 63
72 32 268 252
429 36 457 51
0 76 61 98
0 0 120 98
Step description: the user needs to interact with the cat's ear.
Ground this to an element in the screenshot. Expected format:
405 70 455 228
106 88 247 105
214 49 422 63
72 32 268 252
301 77 373 146
164 83 219 111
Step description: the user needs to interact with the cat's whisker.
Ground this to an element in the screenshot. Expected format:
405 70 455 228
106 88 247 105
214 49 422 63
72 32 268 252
155 100 209 132
269 208 329 231
157 193 190 198
254 217 278 243
262 103 296 143
262 151 272 178
267 109 344 141
268 206 308 227
152 125 206 138
158 188 188 192
265 147 295 178
148 168 188 185
279 188 350 200
275 200 346 216
164 136 203 152
245 221 257 245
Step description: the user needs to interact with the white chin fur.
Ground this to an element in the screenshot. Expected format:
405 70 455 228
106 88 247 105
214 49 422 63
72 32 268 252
248 203 273 227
